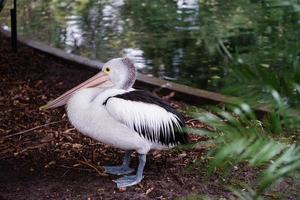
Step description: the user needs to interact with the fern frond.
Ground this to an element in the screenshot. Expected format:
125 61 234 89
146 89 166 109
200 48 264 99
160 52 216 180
230 184 264 200
191 102 300 195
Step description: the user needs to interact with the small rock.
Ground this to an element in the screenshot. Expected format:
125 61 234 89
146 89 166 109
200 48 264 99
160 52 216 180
118 187 127 192
72 143 83 149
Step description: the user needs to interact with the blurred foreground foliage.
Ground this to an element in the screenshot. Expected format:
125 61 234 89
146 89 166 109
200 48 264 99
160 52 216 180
187 0 300 199
189 97 299 199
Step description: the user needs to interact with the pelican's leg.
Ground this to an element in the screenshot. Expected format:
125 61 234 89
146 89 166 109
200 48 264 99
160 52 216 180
103 150 134 175
114 154 146 188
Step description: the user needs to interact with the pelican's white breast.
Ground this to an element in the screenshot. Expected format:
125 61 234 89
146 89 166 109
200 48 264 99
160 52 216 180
66 88 155 154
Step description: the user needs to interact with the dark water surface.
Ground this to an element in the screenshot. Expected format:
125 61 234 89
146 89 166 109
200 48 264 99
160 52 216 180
1 0 299 91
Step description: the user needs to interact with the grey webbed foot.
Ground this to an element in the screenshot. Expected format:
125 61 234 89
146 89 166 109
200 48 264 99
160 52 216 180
103 165 134 175
113 154 146 188
114 175 144 188
104 150 133 175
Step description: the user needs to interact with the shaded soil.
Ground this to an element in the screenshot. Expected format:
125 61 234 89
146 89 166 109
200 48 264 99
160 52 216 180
0 33 299 200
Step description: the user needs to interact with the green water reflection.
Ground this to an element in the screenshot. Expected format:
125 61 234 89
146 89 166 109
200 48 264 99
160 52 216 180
1 0 299 91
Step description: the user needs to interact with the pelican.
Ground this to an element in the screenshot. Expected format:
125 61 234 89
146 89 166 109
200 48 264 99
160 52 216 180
41 57 187 188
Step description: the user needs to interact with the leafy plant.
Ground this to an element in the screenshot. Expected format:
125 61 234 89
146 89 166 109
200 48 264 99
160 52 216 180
221 0 300 109
190 97 300 198
193 1 300 197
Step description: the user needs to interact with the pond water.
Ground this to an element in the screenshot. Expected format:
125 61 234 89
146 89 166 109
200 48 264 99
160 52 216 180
1 0 299 91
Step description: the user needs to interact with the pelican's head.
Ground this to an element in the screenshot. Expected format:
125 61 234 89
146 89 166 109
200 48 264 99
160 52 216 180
102 57 136 89
40 57 136 110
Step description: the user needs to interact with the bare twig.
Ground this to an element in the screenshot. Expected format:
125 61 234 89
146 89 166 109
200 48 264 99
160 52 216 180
0 143 48 160
162 91 176 100
4 120 66 139
58 165 92 173
78 160 107 176
18 143 48 154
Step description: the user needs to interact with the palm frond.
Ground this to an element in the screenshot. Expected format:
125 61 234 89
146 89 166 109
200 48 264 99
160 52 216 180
190 100 300 195
230 184 264 200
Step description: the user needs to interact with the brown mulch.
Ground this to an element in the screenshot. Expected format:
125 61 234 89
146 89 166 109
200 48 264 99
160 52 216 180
0 33 299 200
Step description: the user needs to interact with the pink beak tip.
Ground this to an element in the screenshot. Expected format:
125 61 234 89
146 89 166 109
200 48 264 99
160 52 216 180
39 102 51 111
39 71 109 112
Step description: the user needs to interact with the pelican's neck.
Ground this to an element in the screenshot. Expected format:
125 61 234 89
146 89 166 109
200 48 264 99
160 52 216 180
92 87 133 105
67 87 104 109
67 87 131 109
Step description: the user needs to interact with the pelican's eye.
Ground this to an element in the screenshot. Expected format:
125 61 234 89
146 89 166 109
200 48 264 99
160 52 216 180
104 67 111 73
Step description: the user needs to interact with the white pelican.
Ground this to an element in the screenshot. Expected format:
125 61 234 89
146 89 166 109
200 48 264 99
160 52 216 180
41 58 187 188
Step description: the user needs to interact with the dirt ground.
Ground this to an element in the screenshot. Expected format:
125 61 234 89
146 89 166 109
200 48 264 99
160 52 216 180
0 33 299 200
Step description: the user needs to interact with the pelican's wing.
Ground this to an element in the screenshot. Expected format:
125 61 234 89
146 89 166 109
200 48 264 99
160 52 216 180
103 90 187 146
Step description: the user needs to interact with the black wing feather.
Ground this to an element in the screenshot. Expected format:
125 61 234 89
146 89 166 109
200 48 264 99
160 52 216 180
104 90 188 145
